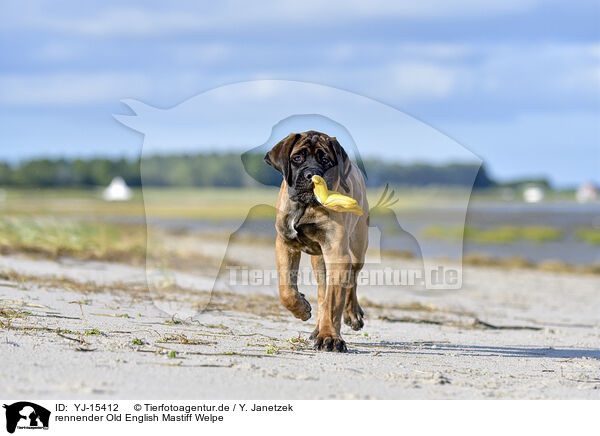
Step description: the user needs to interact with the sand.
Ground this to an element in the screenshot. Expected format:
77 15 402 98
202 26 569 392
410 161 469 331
0 239 598 399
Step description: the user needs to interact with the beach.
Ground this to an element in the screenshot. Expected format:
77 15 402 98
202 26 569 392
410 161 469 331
1 233 598 399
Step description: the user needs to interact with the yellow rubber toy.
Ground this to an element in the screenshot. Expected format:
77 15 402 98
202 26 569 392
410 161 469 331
311 175 363 216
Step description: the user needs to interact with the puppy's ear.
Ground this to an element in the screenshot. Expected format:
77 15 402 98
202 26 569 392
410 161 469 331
264 133 300 185
329 137 351 192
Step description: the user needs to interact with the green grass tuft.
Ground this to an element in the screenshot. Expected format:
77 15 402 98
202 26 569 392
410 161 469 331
423 225 563 243
265 345 279 354
85 328 102 336
163 317 183 326
576 228 600 245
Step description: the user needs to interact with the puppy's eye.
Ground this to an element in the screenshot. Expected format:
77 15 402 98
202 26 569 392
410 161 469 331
291 154 304 164
321 156 331 165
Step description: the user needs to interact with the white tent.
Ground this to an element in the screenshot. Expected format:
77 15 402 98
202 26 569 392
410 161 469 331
523 185 544 203
102 177 132 201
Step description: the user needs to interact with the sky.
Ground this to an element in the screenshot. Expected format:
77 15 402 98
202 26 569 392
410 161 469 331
0 0 598 186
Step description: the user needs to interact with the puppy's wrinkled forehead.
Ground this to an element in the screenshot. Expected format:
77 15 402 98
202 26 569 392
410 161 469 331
290 131 334 157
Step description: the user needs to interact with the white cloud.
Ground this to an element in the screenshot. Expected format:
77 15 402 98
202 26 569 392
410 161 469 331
2 42 597 110
3 0 542 37
33 41 81 62
0 73 153 105
323 42 600 106
389 63 464 99
326 42 474 64
476 43 600 100
272 0 540 21
171 43 232 65
393 43 474 60
32 8 209 37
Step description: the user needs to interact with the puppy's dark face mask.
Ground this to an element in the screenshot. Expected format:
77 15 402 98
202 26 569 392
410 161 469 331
264 131 351 205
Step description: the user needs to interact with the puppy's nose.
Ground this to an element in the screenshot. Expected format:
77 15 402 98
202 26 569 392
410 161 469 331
304 170 320 180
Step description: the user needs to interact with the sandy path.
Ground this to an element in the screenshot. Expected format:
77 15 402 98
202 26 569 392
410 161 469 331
0 243 598 399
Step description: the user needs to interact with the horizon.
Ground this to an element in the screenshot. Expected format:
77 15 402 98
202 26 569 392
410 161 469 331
0 149 572 189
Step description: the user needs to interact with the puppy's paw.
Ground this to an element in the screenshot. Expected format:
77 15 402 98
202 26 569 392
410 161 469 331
343 304 364 331
313 333 347 353
309 326 319 340
282 292 311 321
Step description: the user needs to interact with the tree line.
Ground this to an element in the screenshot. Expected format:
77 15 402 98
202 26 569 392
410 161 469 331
0 153 500 189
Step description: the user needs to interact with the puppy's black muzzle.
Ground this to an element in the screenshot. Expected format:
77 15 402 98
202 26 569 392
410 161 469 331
296 167 322 192
289 168 323 204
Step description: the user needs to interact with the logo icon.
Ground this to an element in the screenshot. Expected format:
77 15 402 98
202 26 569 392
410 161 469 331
3 402 50 434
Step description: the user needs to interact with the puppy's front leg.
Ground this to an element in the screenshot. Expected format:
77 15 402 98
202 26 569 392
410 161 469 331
276 235 311 321
309 254 326 340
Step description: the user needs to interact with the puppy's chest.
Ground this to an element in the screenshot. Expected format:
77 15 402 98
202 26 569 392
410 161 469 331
277 210 329 255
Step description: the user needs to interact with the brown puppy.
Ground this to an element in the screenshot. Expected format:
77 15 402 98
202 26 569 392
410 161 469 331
264 131 369 352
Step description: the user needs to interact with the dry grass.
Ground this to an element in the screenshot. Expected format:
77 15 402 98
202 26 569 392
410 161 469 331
462 252 599 275
0 217 147 263
0 268 286 318
462 253 533 268
158 334 216 346
0 306 29 328
0 216 231 272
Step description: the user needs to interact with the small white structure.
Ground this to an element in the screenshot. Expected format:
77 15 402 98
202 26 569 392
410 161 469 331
103 177 132 201
523 185 544 203
576 182 598 203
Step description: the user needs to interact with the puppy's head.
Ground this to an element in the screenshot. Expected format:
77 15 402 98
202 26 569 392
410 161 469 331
264 130 351 204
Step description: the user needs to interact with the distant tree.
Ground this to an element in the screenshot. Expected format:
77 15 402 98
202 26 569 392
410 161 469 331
500 178 552 190
0 162 11 185
0 154 507 190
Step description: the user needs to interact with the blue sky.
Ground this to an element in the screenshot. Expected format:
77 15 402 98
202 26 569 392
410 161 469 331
0 0 598 186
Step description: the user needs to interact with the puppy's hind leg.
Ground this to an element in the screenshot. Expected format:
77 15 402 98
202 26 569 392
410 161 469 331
343 263 364 331
344 232 367 330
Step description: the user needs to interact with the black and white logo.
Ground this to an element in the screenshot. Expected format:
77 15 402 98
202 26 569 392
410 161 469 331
3 402 50 434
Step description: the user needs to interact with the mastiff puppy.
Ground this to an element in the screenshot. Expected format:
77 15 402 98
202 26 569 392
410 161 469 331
264 131 369 352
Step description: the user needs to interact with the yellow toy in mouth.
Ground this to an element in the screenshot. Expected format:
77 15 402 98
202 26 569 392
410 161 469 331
311 175 363 216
